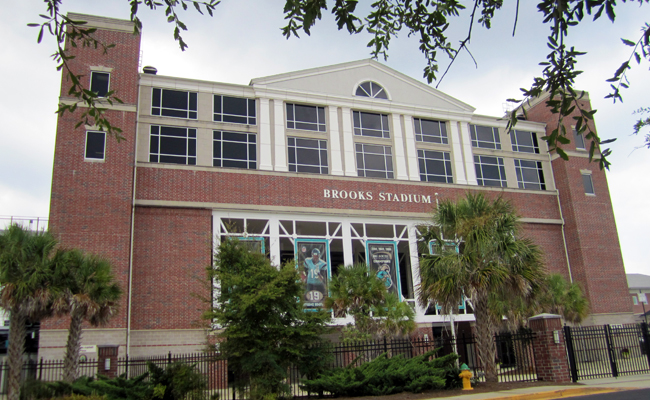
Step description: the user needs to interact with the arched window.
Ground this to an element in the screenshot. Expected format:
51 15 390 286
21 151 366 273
355 81 388 99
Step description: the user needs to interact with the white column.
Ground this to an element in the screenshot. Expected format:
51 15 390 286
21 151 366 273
341 107 357 177
328 107 344 176
391 114 409 180
448 121 468 184
258 98 273 171
408 225 426 317
269 217 281 267
342 221 354 266
458 122 477 185
402 116 420 181
273 101 288 172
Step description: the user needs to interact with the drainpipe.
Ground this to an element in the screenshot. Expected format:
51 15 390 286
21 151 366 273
547 153 573 283
126 74 143 356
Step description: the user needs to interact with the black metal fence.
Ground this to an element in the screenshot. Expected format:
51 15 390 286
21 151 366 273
564 322 650 381
0 333 538 398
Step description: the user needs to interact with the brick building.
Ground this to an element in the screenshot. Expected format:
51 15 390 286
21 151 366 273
43 13 632 359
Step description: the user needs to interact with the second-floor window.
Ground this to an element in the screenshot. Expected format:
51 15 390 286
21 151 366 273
474 155 506 187
213 131 257 169
288 137 328 174
414 118 448 144
286 103 326 132
353 111 390 138
511 130 539 154
90 72 110 97
149 125 196 165
356 143 393 179
152 88 197 119
470 125 501 149
515 159 546 190
418 150 453 183
214 95 256 125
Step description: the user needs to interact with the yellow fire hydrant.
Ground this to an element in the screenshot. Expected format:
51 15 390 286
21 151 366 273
459 363 473 391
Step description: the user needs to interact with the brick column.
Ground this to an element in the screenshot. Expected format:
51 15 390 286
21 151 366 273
528 314 571 383
97 345 120 378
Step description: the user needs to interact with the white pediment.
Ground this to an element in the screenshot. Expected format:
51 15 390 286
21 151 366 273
250 59 475 114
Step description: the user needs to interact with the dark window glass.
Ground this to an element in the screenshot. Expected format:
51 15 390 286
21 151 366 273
90 72 110 97
353 111 390 138
355 81 388 99
514 159 546 190
474 155 507 187
85 131 105 160
151 88 198 119
214 95 256 125
573 129 586 150
417 150 453 183
149 125 197 165
470 125 501 149
213 130 257 169
288 137 328 174
286 103 326 132
356 143 393 179
582 173 595 195
415 118 448 144
511 130 540 153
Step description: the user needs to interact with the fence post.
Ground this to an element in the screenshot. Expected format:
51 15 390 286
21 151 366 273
384 337 388 355
125 354 129 378
641 322 650 370
528 314 571 383
563 326 579 382
168 352 172 365
38 358 43 380
603 325 618 378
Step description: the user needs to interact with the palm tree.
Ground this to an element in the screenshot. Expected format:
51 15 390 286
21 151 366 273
418 193 545 383
538 274 589 324
0 224 59 400
55 249 122 383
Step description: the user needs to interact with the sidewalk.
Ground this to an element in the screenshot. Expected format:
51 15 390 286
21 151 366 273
433 374 650 400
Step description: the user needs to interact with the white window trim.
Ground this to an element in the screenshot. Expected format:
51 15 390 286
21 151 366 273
84 131 106 162
580 169 595 196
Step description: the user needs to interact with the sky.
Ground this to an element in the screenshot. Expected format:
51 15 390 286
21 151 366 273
0 1 648 275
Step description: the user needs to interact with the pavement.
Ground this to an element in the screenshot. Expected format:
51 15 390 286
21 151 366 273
435 374 650 400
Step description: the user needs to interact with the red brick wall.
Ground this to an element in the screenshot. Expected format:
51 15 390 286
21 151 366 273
46 24 141 329
136 167 562 221
131 207 212 330
525 97 631 315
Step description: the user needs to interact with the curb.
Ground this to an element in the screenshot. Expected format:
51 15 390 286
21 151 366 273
478 387 623 400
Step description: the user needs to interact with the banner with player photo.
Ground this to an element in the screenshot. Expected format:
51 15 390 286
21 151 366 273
366 241 401 298
295 239 330 310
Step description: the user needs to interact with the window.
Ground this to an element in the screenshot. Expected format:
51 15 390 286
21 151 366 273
286 104 326 132
353 111 390 138
470 125 501 149
288 137 328 174
418 150 453 183
474 155 507 187
356 143 393 179
214 95 256 125
414 118 448 144
152 88 197 119
633 295 639 306
213 131 256 169
514 159 546 190
355 81 388 99
582 173 595 195
90 72 110 97
149 125 196 165
573 129 586 150
510 130 540 153
85 131 106 160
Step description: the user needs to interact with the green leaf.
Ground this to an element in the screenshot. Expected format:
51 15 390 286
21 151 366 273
621 38 636 47
556 148 569 161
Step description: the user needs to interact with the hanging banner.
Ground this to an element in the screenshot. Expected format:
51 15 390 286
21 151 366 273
366 241 401 298
295 239 330 310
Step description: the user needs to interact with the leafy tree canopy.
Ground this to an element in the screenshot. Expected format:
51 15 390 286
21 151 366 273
205 238 331 400
32 0 649 167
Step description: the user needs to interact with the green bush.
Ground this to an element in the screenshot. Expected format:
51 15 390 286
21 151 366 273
20 361 207 400
300 350 458 397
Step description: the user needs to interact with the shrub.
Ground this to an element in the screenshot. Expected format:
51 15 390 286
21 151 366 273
300 350 458 397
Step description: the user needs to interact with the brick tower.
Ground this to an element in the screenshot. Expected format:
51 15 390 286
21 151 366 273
44 13 141 358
